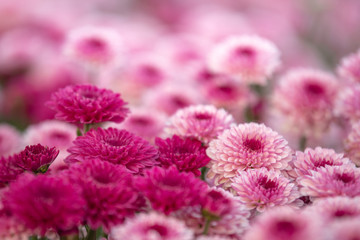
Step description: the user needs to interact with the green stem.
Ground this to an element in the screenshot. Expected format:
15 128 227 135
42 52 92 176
200 167 208 181
86 228 97 240
29 236 38 240
299 135 307 151
202 218 212 235
83 124 92 134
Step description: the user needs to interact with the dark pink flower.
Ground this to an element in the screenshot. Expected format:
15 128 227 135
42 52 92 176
0 155 23 186
155 135 211 176
65 127 158 174
2 173 85 236
68 159 142 232
135 166 208 214
47 84 129 125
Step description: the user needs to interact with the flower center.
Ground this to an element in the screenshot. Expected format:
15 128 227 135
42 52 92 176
146 224 168 236
92 172 113 184
243 138 263 152
304 82 324 96
194 113 212 120
85 38 106 52
217 85 234 94
258 176 277 189
234 47 255 59
273 220 297 236
313 159 333 168
106 139 123 147
81 92 98 99
335 173 354 184
130 117 152 126
172 96 188 108
333 209 355 218
50 131 69 141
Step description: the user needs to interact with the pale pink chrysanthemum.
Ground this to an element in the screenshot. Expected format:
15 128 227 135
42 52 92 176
231 168 299 212
207 35 280 85
335 86 360 123
344 121 360 166
298 165 360 198
47 84 129 125
243 207 325 240
293 147 355 178
206 123 292 188
0 124 21 157
166 105 235 144
65 127 158 174
110 212 194 240
328 218 360 240
337 50 360 83
272 68 339 137
63 26 123 67
0 213 29 240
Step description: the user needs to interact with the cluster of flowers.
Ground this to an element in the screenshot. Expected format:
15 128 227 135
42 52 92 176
1 0 360 239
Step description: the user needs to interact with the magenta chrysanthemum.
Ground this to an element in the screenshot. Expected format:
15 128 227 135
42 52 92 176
207 35 280 85
155 135 211 176
207 123 292 188
293 147 355 178
110 212 194 240
243 207 324 240
0 124 21 157
337 50 360 83
2 173 85 235
65 127 158 174
344 121 360 166
68 159 142 232
166 105 235 144
135 166 208 214
231 168 300 212
273 68 338 137
298 165 360 198
47 84 129 125
335 86 360 122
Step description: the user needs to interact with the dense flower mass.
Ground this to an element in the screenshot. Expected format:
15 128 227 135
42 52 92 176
65 127 159 174
207 123 292 187
47 84 129 125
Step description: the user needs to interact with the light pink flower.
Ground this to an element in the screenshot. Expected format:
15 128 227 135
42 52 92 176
110 212 194 240
0 124 21 157
206 123 292 188
231 168 300 212
166 105 235 144
207 35 280 85
344 121 360 166
335 86 360 123
298 165 360 198
337 50 360 83
0 213 29 240
272 68 339 137
329 218 360 240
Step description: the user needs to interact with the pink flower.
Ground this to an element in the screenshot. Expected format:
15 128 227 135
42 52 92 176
335 86 360 123
243 207 325 240
329 218 360 240
344 121 360 166
298 165 360 198
231 168 299 212
293 147 355 178
68 159 142 232
166 105 235 144
207 35 280 85
272 68 339 137
47 84 129 125
110 212 194 240
2 173 85 236
65 127 158 174
0 155 23 186
207 123 292 188
155 135 211 176
0 212 29 240
135 166 208 214
0 124 21 157
337 50 360 83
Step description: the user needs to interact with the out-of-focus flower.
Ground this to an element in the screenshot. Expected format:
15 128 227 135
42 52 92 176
110 212 194 240
231 168 299 212
47 84 129 125
2 173 85 236
272 68 339 138
207 35 280 85
335 86 360 123
298 165 360 198
0 155 23 186
243 207 325 240
65 127 158 174
0 212 29 240
135 166 208 214
328 218 360 240
293 147 355 178
206 123 292 188
166 105 234 144
0 124 21 157
68 159 141 232
344 121 360 166
155 135 210 176
337 50 360 83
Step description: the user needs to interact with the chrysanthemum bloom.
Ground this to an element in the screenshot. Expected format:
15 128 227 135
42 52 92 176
135 166 208 214
328 218 360 240
0 155 23 186
110 212 194 240
207 123 292 188
155 135 211 176
47 84 129 125
298 165 360 198
243 207 324 240
335 86 360 123
344 121 360 166
63 26 123 67
0 213 29 240
0 124 21 157
207 35 280 85
65 128 158 174
231 168 300 212
293 147 355 178
308 196 360 223
337 50 360 83
272 68 339 137
166 105 235 144
2 173 85 236
68 159 142 232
